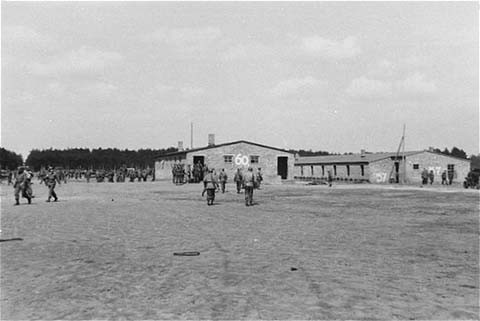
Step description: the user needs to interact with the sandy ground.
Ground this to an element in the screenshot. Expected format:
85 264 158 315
0 180 478 320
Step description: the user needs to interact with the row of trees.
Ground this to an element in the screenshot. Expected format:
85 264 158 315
0 148 23 170
430 146 468 159
25 147 177 171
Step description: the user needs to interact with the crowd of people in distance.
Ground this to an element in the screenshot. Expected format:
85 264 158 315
171 163 263 207
421 168 455 186
6 165 155 205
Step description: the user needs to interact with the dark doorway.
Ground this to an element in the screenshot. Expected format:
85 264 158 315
277 157 288 179
193 156 205 166
394 161 400 183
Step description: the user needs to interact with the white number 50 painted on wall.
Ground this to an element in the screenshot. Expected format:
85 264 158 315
235 154 249 166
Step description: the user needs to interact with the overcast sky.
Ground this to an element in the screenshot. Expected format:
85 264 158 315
2 2 478 158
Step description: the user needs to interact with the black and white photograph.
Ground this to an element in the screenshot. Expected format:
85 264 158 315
1 1 479 320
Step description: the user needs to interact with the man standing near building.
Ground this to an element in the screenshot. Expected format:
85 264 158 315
219 169 228 193
234 168 243 193
243 167 256 206
256 168 263 189
441 170 447 185
327 170 333 187
428 170 435 185
448 168 455 185
44 167 61 202
202 168 218 206
421 168 429 185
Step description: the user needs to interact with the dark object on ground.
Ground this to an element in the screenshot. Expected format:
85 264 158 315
0 238 24 242
290 267 298 271
173 251 200 256
463 169 480 189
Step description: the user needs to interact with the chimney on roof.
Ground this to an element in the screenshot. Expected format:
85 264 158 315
178 141 184 151
208 134 215 147
361 149 366 157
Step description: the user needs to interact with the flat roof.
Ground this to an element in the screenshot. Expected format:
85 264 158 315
295 150 471 165
295 151 424 165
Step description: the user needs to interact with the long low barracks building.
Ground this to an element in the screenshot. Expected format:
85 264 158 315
294 149 470 185
154 138 470 185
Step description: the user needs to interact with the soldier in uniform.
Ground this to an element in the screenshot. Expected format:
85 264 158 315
243 167 256 206
428 170 435 185
441 170 447 185
85 169 91 183
421 168 429 185
448 168 454 185
202 168 219 206
233 168 243 193
256 168 263 189
13 167 32 205
44 167 61 202
219 169 228 193
327 170 333 187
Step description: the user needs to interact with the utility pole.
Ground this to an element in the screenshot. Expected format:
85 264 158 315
190 122 193 149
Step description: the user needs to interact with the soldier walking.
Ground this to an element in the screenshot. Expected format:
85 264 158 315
44 167 61 202
219 169 228 193
234 168 243 193
243 167 256 206
202 168 218 206
13 167 32 205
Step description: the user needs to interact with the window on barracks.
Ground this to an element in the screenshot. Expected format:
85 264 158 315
447 164 455 171
250 155 259 164
413 164 419 170
223 155 233 163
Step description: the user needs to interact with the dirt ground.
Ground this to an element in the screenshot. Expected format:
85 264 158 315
1 179 478 320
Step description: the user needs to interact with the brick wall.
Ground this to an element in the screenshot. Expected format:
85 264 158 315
155 142 295 183
404 151 470 185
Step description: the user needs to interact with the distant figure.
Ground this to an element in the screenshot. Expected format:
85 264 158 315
7 170 13 185
421 168 429 185
234 168 243 193
44 167 60 202
203 168 218 206
219 169 228 193
243 167 256 206
428 170 434 185
256 168 263 189
327 170 333 187
448 169 454 185
441 170 447 185
85 169 91 183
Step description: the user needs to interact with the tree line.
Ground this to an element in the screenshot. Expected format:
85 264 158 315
0 148 24 170
24 147 177 171
1 145 477 172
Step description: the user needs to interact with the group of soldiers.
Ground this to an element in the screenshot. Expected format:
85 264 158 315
10 166 155 205
90 168 154 183
13 166 61 205
421 168 455 185
171 162 209 185
200 167 263 206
